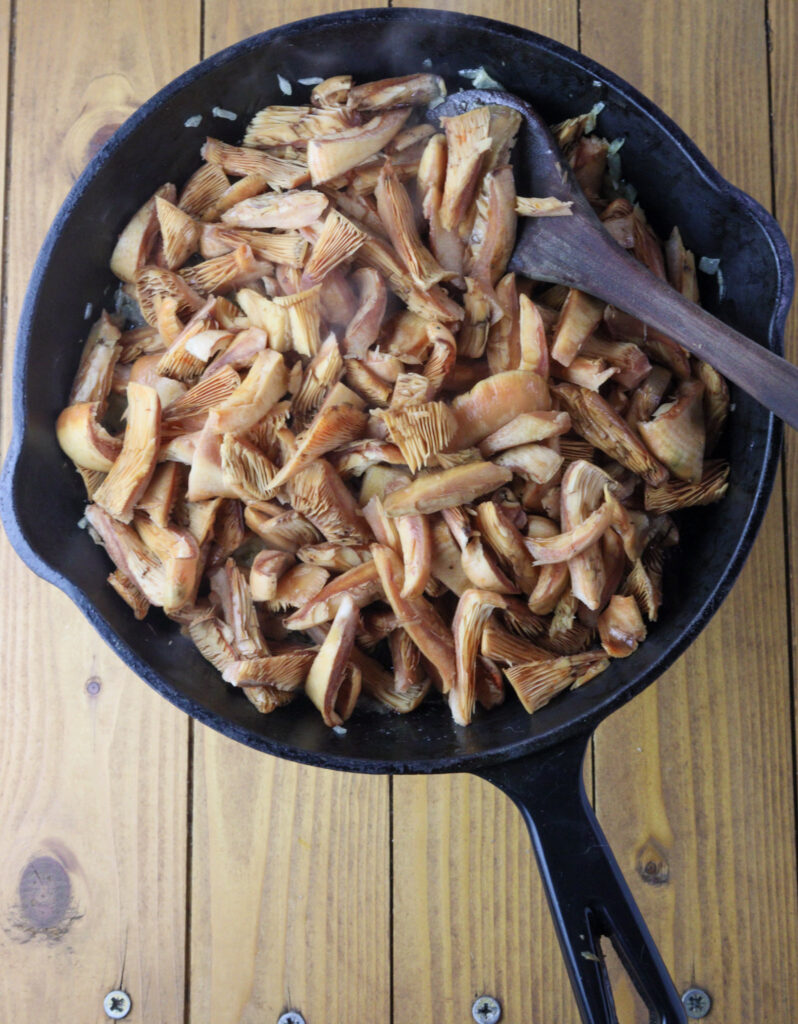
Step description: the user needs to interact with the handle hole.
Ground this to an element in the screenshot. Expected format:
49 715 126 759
601 936 654 1023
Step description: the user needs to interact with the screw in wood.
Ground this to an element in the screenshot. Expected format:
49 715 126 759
471 994 502 1024
682 987 712 1019
103 990 132 1019
277 1012 306 1024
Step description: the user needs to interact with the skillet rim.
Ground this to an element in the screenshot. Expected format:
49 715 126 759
0 6 790 774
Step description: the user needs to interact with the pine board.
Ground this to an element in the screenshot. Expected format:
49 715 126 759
0 2 199 1020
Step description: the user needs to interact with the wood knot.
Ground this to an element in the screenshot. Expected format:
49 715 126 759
18 855 72 929
635 838 670 886
63 74 140 179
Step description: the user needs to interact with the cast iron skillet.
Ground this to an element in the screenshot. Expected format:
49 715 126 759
0 9 790 1023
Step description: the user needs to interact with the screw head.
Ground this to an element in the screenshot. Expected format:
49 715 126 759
103 990 132 1019
472 994 502 1024
682 987 711 1019
277 1012 306 1024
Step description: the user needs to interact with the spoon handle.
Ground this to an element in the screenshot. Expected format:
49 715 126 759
549 230 798 430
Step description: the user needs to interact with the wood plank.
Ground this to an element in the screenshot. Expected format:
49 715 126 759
0 1 199 1020
190 747 390 1024
203 0 369 58
768 0 798 766
581 2 798 1020
0 0 9 278
394 773 584 1024
387 7 582 1023
188 6 391 1024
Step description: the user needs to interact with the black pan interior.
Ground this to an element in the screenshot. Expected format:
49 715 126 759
1 8 788 774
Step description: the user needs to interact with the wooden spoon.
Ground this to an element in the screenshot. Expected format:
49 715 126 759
430 89 798 430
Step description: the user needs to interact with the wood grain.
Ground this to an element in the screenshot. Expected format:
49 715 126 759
187 6 391 1024
0 0 9 281
189 748 390 1024
0 1 199 1021
203 0 369 58
769 0 798 752
389 6 582 1023
581 1 798 1020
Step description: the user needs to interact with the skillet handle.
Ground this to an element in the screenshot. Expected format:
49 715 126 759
474 732 686 1024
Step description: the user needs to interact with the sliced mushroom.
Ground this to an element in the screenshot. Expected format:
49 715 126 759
303 593 361 726
220 434 277 502
202 225 307 267
465 165 517 289
638 380 705 484
376 159 448 290
222 188 328 229
84 503 168 606
209 558 269 658
111 183 176 282
296 542 372 572
395 513 431 599
374 402 458 474
303 209 367 285
644 459 729 514
475 501 538 594
107 568 150 620
449 589 508 726
371 544 457 693
155 196 200 269
493 443 563 485
178 163 230 217
515 196 573 217
449 370 550 449
70 311 122 409
222 649 318 689
383 462 512 517
550 290 605 367
505 651 609 713
93 382 161 523
524 500 613 565
479 412 571 456
273 285 323 357
348 73 446 110
306 108 411 185
249 550 295 601
56 403 123 472
389 629 426 694
342 268 388 357
439 107 492 231
288 458 374 545
264 564 329 613
187 613 238 673
133 514 201 614
206 349 288 435
480 619 551 665
202 137 310 189
266 400 368 491
135 461 183 528
554 383 668 487
245 507 322 552
292 334 344 422
285 560 381 630
161 365 241 436
598 594 646 658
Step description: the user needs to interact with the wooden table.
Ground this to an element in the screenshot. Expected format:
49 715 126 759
1 2 796 1021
